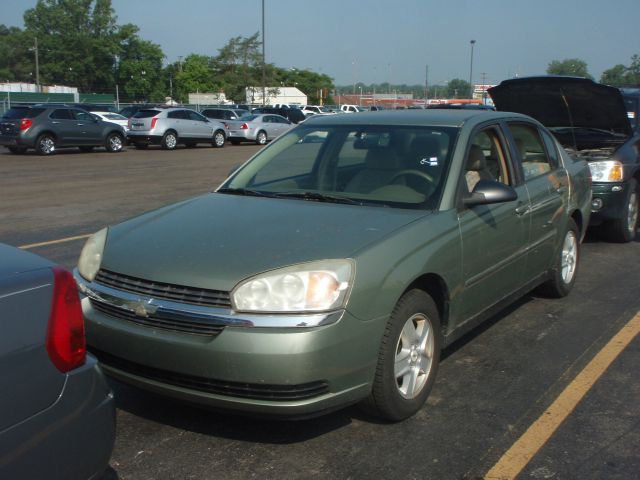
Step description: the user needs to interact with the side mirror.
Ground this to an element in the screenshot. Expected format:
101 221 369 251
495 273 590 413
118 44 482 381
463 180 517 207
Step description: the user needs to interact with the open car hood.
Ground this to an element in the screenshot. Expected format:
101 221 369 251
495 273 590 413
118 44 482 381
488 76 632 137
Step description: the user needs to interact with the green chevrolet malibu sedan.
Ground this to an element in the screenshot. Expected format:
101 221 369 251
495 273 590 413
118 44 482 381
74 110 592 421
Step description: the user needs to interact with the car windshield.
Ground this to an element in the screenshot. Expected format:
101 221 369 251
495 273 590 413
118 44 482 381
222 124 458 209
134 109 161 118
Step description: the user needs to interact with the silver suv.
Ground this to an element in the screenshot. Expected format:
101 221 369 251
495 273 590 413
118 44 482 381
127 107 227 149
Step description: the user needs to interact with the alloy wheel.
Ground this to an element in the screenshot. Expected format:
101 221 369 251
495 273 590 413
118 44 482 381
394 313 434 399
561 230 578 285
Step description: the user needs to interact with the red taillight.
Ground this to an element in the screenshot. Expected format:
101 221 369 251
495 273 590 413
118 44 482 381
240 123 249 129
20 118 33 131
46 267 86 373
127 118 132 129
150 116 159 129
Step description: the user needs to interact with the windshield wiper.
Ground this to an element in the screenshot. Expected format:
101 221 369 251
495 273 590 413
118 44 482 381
217 187 274 198
273 191 362 205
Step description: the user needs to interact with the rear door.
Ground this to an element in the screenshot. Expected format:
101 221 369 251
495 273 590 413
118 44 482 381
186 110 213 141
505 122 568 280
48 108 79 145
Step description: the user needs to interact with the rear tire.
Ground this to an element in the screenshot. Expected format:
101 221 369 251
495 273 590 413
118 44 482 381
35 134 55 155
605 178 638 243
360 290 441 422
105 132 124 153
538 218 579 298
213 130 226 148
161 131 178 150
256 130 267 145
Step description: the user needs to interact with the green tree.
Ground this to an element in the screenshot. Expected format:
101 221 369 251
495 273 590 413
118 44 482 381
23 0 121 91
0 25 34 82
546 58 593 79
446 79 471 99
600 64 628 86
214 33 263 102
174 54 218 102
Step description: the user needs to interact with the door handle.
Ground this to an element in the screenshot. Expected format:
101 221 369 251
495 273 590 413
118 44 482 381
515 204 530 216
51 121 60 124
556 186 568 194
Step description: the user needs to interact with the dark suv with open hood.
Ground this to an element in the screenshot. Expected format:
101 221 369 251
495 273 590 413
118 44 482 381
489 76 640 242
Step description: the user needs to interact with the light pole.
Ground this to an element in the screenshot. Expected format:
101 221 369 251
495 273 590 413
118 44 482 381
469 40 476 99
261 0 266 106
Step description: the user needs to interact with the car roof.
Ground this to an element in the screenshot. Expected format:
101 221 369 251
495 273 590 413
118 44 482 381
301 109 529 128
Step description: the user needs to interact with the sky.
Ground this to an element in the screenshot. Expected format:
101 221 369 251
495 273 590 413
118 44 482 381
3 0 640 88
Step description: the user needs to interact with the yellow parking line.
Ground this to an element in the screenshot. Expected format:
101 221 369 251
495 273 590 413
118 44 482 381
19 233 91 250
485 311 640 480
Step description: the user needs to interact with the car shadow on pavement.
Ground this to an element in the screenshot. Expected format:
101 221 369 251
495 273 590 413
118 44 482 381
109 378 355 444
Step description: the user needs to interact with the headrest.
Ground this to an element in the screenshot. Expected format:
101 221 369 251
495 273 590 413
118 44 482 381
466 145 487 171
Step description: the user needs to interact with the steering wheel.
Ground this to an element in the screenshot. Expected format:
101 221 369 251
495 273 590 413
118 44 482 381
390 169 434 184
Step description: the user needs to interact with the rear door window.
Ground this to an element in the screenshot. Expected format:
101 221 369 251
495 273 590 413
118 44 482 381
50 109 74 120
507 123 554 181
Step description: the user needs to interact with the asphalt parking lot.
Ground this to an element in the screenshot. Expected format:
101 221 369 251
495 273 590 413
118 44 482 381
1 144 639 480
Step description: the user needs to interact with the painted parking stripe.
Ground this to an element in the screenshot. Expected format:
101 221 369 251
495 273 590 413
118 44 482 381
19 233 91 250
485 311 640 480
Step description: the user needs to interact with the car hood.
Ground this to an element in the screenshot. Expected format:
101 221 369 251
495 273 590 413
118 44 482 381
488 76 632 136
101 193 430 291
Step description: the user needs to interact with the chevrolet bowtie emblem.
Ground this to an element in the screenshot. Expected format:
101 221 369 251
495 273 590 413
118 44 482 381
131 299 158 318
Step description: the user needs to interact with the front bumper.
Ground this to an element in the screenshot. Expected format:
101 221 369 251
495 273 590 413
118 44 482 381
589 181 630 225
75 272 380 417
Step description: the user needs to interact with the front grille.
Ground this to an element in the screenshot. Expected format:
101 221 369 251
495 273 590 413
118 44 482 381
90 348 330 401
95 269 231 309
90 299 225 336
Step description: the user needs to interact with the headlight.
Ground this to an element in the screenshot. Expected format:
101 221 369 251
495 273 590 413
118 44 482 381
588 160 623 182
77 228 108 282
232 259 354 313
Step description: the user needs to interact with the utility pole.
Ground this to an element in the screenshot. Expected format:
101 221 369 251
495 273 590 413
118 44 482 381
34 37 40 92
480 72 488 104
261 0 266 106
469 39 476 99
424 64 429 103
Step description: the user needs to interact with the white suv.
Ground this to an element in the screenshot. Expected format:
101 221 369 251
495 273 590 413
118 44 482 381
127 107 227 149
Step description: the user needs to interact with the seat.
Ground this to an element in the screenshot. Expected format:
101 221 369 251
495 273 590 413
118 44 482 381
465 144 493 191
344 147 403 193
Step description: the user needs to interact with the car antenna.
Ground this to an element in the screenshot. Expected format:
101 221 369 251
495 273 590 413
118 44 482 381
560 89 578 154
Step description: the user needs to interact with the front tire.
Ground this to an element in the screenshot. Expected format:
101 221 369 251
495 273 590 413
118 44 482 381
213 130 226 148
538 218 579 298
35 134 56 155
606 178 638 243
256 130 267 145
105 132 124 153
360 290 441 422
161 131 178 150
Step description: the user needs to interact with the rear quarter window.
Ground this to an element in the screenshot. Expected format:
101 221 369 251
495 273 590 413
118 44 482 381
3 107 45 119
